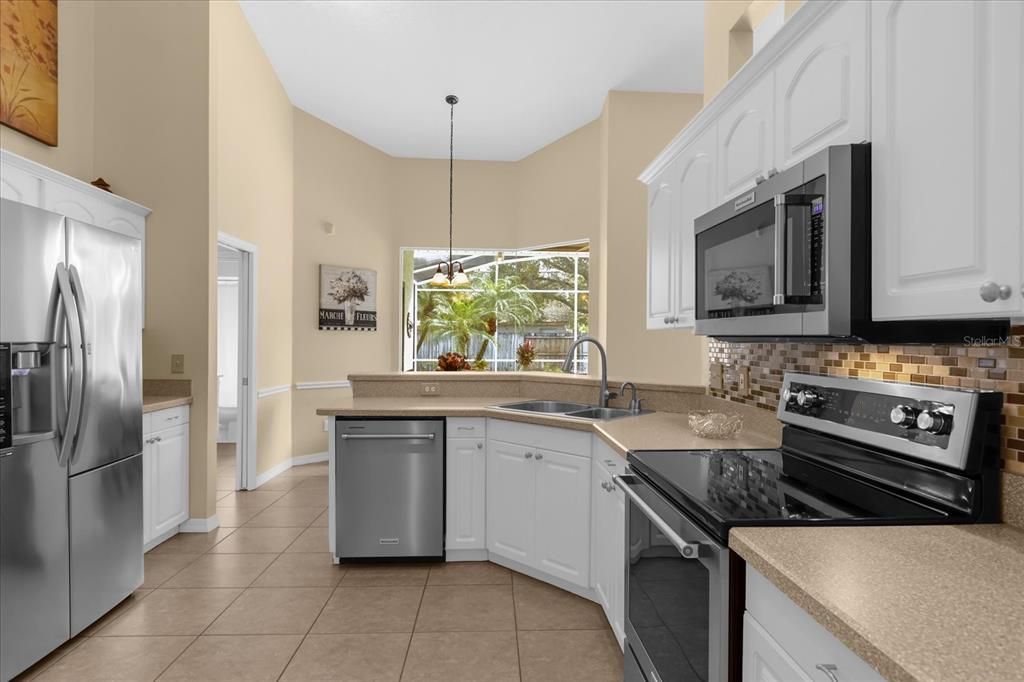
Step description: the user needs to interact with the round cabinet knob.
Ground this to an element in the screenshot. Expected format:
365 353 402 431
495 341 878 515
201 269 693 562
525 452 533 459
889 405 919 428
535 453 544 460
979 281 1012 302
916 410 952 435
797 389 821 408
477 442 483 450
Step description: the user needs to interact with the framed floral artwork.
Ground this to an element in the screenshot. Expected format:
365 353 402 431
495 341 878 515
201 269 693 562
1 0 58 146
319 265 377 331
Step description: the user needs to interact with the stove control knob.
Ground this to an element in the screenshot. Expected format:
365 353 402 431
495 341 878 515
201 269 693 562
916 410 952 435
889 405 920 428
781 387 797 405
797 390 822 408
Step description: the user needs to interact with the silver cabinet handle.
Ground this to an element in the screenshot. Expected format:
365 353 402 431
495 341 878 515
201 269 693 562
155 436 162 443
535 453 544 460
980 281 1012 302
815 664 840 682
525 452 534 459
340 433 435 440
457 426 475 431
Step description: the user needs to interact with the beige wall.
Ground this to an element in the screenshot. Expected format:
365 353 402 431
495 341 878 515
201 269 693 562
601 92 707 387
0 0 95 182
291 110 393 458
210 0 294 477
92 0 214 518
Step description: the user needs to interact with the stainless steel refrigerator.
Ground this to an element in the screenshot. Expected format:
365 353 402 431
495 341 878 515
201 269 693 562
0 198 143 681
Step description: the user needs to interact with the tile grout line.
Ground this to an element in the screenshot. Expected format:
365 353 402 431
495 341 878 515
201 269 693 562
511 572 524 682
397 574 430 681
274 574 345 681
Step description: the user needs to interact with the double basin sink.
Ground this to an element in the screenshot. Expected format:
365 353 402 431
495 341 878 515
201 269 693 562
494 400 644 421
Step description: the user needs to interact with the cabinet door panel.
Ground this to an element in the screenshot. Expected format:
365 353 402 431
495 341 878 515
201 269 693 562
674 127 717 327
533 448 590 588
590 464 612 613
142 443 154 545
872 0 1023 319
774 1 868 168
647 180 676 329
486 440 534 563
151 425 189 537
719 77 774 201
446 438 486 550
743 613 813 682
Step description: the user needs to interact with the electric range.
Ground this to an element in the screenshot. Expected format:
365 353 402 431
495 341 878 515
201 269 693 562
617 372 1003 682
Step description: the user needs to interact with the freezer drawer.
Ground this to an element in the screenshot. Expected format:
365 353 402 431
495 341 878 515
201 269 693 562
69 453 143 635
0 439 69 682
336 419 444 560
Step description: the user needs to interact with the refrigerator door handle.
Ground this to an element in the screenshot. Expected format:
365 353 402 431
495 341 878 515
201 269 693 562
66 264 90 466
55 264 84 468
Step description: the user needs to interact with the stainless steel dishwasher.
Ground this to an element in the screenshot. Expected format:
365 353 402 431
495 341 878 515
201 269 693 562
335 418 445 561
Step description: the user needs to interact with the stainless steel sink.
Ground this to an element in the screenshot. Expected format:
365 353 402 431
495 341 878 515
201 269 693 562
494 400 647 421
564 407 639 420
496 400 592 414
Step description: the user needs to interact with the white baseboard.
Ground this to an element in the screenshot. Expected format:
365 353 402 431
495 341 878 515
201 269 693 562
250 451 329 489
179 514 220 533
446 549 489 562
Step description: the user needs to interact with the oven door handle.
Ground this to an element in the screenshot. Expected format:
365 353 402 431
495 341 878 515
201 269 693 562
613 475 708 559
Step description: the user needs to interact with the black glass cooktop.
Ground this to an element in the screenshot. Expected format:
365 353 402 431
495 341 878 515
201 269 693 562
627 447 952 543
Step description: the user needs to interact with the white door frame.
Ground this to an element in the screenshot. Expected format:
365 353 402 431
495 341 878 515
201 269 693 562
217 232 258 491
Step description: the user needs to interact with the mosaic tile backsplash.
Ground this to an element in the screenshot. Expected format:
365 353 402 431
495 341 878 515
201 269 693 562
708 327 1024 476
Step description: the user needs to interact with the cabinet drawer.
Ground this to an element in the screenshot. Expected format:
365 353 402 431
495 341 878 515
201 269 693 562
447 417 486 438
146 406 189 433
487 419 591 457
746 568 884 681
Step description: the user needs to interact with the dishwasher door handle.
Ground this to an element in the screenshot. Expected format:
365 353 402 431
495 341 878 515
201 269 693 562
339 433 436 441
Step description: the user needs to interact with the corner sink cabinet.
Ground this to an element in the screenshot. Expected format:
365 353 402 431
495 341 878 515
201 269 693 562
743 567 883 682
642 0 1024 327
142 406 190 550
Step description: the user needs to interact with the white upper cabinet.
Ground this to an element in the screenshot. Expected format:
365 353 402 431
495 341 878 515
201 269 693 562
646 124 717 331
773 0 869 169
646 177 677 328
871 0 1024 320
718 76 774 201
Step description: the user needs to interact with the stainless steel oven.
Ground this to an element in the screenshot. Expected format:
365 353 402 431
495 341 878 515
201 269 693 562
615 473 730 682
694 144 868 340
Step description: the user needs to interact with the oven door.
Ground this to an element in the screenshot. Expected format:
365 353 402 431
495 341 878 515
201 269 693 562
615 474 729 682
694 165 827 338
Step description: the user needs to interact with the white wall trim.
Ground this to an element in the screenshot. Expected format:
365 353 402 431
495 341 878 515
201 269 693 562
294 380 351 390
257 384 290 399
250 452 329 489
179 515 220 533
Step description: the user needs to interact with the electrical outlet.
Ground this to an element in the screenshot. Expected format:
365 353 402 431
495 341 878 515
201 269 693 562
170 354 185 374
709 362 724 391
421 383 440 396
322 418 330 432
739 366 751 396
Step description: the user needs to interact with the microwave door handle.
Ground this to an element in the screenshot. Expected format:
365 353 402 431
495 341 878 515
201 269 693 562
773 196 787 305
613 475 708 560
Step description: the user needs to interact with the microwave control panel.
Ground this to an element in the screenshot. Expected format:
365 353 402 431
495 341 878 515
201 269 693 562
0 344 10 449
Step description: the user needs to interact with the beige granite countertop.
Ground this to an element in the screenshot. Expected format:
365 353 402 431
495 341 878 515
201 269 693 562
315 396 781 456
730 524 1024 682
143 395 193 413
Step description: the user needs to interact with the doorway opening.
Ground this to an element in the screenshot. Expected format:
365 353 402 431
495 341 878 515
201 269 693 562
216 234 257 491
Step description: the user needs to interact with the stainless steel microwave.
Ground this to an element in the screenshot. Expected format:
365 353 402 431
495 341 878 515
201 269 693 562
693 144 1008 342
695 144 867 340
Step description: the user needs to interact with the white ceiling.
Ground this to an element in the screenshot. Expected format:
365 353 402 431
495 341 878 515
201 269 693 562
239 1 704 161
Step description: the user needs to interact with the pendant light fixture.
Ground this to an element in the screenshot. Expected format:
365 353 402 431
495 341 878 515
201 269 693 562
429 94 471 288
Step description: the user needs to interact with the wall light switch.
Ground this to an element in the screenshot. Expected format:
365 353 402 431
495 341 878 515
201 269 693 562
323 418 330 432
421 383 440 396
739 366 751 396
170 354 185 374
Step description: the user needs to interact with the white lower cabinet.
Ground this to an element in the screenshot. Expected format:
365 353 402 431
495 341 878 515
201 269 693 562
590 438 625 647
143 407 190 549
485 420 591 588
445 419 486 551
744 567 884 682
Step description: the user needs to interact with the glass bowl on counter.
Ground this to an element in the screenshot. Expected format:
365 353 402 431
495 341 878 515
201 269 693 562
688 410 744 439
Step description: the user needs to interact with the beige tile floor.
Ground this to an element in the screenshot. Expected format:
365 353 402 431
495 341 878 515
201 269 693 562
16 460 623 681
